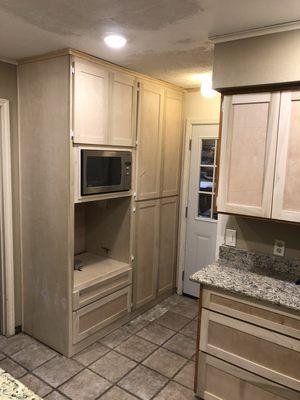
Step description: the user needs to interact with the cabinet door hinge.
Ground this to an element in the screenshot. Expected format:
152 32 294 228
185 206 188 218
189 139 192 150
132 206 136 214
70 130 74 140
71 65 75 75
182 270 185 281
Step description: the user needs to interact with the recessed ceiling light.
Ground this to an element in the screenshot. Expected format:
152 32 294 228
104 34 127 49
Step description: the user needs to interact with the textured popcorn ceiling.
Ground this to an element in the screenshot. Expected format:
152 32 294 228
0 0 300 87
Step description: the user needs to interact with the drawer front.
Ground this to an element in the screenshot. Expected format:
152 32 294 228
200 310 300 391
202 288 300 339
73 286 132 344
73 269 132 310
197 352 300 400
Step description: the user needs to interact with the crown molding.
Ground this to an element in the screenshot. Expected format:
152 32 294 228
210 20 300 43
0 56 17 65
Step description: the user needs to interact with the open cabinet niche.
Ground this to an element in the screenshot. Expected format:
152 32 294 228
74 197 131 264
73 197 133 324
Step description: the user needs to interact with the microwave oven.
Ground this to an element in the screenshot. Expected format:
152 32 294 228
81 149 132 196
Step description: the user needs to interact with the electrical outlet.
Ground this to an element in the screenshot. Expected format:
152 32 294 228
225 229 236 247
274 240 285 257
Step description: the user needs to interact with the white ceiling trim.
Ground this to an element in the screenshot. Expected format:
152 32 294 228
209 19 300 43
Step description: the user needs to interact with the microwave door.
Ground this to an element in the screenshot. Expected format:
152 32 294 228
81 151 125 195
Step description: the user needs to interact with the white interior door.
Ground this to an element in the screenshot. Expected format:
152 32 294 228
184 124 219 297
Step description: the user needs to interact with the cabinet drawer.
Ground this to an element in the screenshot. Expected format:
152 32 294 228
200 310 300 391
202 288 300 339
73 268 132 310
197 352 300 400
73 286 131 344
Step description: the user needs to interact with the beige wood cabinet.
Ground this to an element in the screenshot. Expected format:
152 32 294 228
196 287 300 399
200 309 300 391
19 48 183 356
136 83 183 200
218 92 280 218
161 89 183 197
136 81 165 200
158 196 179 295
73 59 137 146
219 90 300 223
73 58 109 145
134 199 160 308
197 353 299 400
134 196 179 308
110 71 137 146
272 91 300 222
73 286 132 344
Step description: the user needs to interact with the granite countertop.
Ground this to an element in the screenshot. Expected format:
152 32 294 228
0 368 40 399
190 246 300 312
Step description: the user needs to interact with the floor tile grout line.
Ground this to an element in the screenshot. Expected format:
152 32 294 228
91 331 191 399
0 294 198 399
95 334 194 399
52 321 196 397
0 350 58 381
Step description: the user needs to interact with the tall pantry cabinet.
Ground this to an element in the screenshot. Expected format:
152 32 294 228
18 49 183 356
134 82 183 308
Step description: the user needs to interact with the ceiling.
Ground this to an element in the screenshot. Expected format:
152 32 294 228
1 0 300 88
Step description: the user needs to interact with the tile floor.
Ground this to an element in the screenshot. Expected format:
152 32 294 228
0 294 199 400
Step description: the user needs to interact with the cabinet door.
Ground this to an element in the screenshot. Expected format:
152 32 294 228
110 72 137 146
136 81 164 200
200 310 300 391
197 353 299 400
73 59 109 144
73 286 131 344
161 89 183 197
272 91 300 222
134 199 160 308
218 93 280 218
158 196 178 295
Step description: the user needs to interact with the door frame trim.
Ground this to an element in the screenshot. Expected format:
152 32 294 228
177 119 219 295
0 99 15 336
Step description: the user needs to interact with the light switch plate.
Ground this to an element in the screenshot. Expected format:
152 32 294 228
274 240 285 257
225 229 236 247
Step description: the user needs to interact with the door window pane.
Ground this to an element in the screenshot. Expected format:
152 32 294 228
212 195 218 220
198 193 212 218
201 139 216 165
199 166 214 192
198 138 218 220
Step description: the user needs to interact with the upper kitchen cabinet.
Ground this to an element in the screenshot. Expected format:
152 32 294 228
161 89 183 197
73 58 109 145
135 83 183 200
272 91 300 222
218 92 280 218
72 58 137 146
136 81 165 200
110 71 137 147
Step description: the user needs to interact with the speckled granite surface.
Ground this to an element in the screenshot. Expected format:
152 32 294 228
0 368 41 399
190 246 300 312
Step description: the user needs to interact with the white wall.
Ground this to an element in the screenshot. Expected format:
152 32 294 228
184 89 221 121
